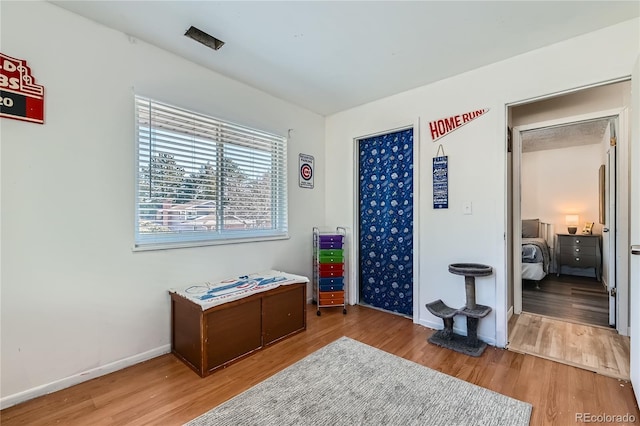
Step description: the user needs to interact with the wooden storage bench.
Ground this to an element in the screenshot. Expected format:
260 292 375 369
170 274 307 377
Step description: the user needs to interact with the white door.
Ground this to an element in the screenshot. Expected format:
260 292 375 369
605 127 616 326
628 56 639 405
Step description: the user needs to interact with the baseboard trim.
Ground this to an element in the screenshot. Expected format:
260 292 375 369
508 305 514 321
0 344 171 410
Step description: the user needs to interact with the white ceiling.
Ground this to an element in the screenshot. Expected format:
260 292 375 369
50 1 639 116
521 119 610 153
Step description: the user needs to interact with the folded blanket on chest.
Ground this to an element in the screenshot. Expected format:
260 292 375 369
170 270 309 310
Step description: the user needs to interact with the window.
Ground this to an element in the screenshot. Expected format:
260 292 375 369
135 96 288 249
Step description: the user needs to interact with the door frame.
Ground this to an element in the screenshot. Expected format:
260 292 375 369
628 54 639 405
351 121 421 322
606 135 617 327
510 107 629 336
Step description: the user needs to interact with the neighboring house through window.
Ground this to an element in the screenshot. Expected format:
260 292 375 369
135 96 288 249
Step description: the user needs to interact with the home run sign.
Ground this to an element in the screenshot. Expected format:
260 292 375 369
299 154 314 189
428 108 489 142
0 53 45 124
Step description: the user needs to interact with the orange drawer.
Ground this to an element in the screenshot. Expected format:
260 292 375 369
318 298 344 305
319 291 344 303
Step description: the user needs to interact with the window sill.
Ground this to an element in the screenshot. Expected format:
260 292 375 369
132 234 290 252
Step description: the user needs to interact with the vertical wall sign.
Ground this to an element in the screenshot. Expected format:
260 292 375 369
0 52 45 124
299 153 314 189
433 145 448 209
428 108 489 141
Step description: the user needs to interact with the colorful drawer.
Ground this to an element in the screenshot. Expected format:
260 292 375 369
313 228 347 316
319 291 345 304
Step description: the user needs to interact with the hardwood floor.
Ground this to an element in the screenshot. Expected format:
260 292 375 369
509 313 630 380
516 275 629 381
522 274 609 327
2 305 638 426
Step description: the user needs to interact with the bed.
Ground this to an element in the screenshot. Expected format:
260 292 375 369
521 219 553 289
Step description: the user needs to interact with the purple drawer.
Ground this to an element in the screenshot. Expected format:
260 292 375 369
319 241 342 249
318 234 343 249
318 234 343 243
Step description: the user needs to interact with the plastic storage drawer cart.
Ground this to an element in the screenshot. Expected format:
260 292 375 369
313 227 347 316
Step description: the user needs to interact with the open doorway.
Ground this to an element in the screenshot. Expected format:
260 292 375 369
506 80 632 379
517 117 614 328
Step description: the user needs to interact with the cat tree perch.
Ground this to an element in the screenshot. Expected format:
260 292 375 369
425 263 493 357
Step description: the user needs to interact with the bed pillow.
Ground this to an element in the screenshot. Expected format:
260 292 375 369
522 219 539 238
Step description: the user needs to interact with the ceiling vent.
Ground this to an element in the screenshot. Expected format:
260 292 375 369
184 26 225 51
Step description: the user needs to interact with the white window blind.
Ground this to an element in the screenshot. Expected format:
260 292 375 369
135 96 288 249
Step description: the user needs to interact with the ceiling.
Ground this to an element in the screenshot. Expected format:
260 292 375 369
50 1 639 116
521 119 610 153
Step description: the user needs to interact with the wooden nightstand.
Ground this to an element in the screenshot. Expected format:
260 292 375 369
555 233 601 281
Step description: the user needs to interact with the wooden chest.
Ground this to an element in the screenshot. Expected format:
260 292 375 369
170 282 306 377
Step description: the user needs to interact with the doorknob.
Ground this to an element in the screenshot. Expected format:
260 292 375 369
603 228 610 232
632 245 640 255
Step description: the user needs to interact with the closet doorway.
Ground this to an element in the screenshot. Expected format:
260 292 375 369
356 128 414 317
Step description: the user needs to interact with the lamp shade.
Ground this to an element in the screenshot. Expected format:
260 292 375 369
565 215 579 226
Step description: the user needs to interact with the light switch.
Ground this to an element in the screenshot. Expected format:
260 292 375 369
463 201 472 215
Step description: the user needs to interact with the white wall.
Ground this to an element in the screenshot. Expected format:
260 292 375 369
0 1 325 406
325 18 639 351
521 143 602 234
511 81 631 126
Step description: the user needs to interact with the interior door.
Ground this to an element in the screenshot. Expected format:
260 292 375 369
358 128 414 316
512 127 523 315
605 124 617 326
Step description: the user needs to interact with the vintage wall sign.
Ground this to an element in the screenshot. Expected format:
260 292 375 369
299 153 314 189
433 154 448 209
428 108 489 141
0 52 45 124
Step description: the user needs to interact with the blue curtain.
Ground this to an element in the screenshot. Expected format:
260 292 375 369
358 129 413 315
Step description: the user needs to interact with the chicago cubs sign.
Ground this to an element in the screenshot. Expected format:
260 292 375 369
299 153 314 189
0 53 45 124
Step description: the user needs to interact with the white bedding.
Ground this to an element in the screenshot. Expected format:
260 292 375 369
170 270 309 310
521 262 546 281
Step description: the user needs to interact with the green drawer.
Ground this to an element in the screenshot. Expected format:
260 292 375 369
319 249 343 257
319 255 344 264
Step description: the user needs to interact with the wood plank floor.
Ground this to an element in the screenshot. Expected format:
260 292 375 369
1 305 638 426
508 313 630 380
522 274 609 327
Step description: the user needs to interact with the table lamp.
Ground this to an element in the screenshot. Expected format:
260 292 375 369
566 214 579 234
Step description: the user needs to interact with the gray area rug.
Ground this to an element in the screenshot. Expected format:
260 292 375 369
186 337 532 426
